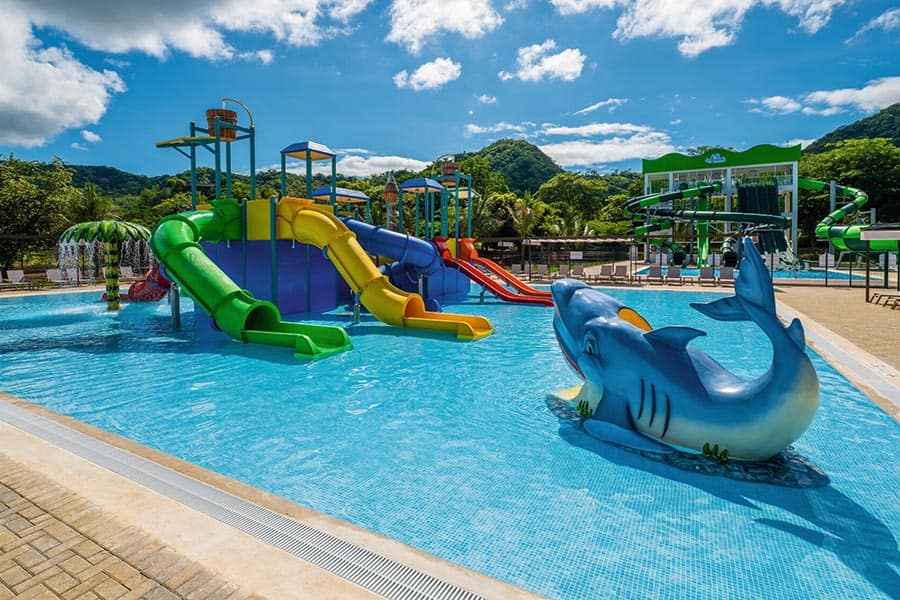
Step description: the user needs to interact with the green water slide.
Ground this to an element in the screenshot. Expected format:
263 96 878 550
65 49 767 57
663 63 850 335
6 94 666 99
150 202 351 360
627 183 790 266
801 178 899 253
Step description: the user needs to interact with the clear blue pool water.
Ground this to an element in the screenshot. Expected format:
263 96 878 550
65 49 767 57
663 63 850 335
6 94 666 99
636 266 864 280
1 290 898 600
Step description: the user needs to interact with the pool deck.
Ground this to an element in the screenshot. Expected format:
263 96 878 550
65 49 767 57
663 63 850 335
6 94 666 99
0 394 541 600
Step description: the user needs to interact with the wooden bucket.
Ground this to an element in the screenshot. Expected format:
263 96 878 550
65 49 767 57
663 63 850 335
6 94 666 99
206 109 237 140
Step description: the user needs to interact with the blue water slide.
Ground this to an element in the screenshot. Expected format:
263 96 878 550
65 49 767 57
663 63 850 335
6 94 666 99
342 219 442 275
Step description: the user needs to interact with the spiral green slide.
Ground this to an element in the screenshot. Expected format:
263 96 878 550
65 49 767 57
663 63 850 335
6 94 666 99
150 202 351 360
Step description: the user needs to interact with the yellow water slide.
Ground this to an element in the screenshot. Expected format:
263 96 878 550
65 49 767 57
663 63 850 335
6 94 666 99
255 198 492 341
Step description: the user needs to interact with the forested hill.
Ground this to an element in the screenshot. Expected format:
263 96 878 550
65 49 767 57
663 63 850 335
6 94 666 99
806 103 900 153
468 139 563 195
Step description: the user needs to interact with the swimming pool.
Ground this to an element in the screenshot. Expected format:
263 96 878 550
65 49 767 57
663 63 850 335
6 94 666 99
636 266 864 280
1 291 897 600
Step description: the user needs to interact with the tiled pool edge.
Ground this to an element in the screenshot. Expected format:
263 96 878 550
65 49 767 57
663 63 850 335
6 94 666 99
775 301 900 421
0 394 542 600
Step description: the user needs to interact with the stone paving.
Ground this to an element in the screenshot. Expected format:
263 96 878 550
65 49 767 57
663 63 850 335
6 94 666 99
0 455 264 600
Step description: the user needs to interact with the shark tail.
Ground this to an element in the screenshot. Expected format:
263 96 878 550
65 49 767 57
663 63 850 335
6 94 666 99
690 237 805 350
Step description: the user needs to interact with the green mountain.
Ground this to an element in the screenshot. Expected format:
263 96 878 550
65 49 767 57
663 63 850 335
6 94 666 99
67 165 162 196
469 139 563 195
805 103 900 153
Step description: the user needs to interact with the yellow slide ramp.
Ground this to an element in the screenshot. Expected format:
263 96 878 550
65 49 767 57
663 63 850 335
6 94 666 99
277 198 492 341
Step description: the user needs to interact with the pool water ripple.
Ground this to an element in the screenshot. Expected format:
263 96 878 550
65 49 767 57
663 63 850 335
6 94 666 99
0 290 898 600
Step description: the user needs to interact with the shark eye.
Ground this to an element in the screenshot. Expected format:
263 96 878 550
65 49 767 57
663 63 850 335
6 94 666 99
583 334 598 356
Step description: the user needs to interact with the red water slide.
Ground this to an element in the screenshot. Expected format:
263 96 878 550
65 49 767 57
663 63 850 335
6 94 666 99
445 257 553 306
468 257 552 299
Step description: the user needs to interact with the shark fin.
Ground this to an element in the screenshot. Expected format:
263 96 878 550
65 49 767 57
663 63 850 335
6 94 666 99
582 420 675 454
644 326 706 351
786 318 806 349
736 238 776 314
690 296 750 322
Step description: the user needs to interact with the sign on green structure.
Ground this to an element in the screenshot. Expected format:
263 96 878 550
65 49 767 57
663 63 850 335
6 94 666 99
642 144 802 175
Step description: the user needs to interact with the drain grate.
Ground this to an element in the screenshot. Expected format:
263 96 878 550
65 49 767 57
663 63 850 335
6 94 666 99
0 402 486 600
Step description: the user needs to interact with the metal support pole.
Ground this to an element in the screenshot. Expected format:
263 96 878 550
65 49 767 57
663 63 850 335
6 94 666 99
829 180 836 212
249 127 256 201
305 156 313 197
280 154 287 197
398 197 405 233
865 243 871 302
270 196 278 305
352 292 361 325
440 191 448 237
454 185 460 242
241 199 248 287
170 284 181 330
189 121 197 209
466 176 473 237
330 157 337 207
214 120 221 201
415 194 420 238
225 141 232 200
365 198 371 224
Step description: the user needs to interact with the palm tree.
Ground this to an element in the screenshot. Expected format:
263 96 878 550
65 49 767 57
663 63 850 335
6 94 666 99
59 220 150 311
507 192 549 263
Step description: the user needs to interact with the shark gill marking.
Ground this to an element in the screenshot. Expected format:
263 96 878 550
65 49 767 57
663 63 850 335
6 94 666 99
649 384 657 428
662 394 672 438
638 378 645 419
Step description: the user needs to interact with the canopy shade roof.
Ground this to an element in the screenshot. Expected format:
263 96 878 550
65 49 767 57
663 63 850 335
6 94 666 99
155 135 217 148
399 177 444 193
280 140 336 161
311 186 370 205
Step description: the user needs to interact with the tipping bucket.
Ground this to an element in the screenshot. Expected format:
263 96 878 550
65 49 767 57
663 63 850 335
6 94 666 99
206 109 238 140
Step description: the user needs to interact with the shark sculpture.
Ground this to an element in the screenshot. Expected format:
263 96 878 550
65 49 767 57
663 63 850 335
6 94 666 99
551 238 820 461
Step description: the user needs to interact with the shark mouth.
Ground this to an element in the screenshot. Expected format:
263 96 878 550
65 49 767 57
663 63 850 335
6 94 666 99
553 318 584 379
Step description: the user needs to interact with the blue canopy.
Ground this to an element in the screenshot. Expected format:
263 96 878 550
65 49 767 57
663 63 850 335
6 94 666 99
280 140 336 161
311 186 370 204
399 177 444 193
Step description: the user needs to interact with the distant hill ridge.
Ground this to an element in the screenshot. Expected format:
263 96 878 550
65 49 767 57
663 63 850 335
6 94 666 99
62 138 564 196
806 103 900 153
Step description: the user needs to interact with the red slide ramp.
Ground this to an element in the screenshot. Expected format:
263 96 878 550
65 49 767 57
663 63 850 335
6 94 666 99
468 257 552 299
446 257 552 306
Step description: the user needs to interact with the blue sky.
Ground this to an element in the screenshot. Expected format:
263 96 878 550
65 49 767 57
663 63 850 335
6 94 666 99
2 1 898 177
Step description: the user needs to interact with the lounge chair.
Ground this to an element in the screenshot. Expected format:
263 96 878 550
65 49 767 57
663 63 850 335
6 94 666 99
666 265 685 285
643 265 664 285
698 267 717 286
511 263 523 275
595 264 614 283
556 264 570 278
535 264 549 280
612 265 628 283
45 269 70 286
719 266 735 285
1 270 28 289
119 266 136 281
572 265 585 280
817 253 836 268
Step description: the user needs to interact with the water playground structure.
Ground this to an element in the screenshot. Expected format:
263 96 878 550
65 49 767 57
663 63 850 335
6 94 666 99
551 237 821 461
140 103 566 359
632 145 899 269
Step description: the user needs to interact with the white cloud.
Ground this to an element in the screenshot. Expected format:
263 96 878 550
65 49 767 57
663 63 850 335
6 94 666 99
750 95 803 114
573 97 628 115
670 118 682 125
465 122 529 135
81 130 102 143
804 77 900 113
478 94 498 104
848 8 900 42
504 0 529 9
387 0 503 54
540 132 675 167
70 142 88 151
18 1 373 62
336 147 370 155
785 138 815 149
0 7 125 147
239 49 274 64
394 57 462 91
550 0 848 57
498 39 586 82
750 77 900 118
334 154 430 176
542 122 652 136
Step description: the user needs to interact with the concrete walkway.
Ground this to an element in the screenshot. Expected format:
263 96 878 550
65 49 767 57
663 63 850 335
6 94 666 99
0 455 262 600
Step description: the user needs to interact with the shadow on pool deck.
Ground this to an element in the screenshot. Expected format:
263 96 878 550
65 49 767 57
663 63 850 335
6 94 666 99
557 421 900 599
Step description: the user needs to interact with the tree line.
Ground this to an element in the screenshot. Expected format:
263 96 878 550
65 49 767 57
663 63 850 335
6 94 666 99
2 138 898 270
